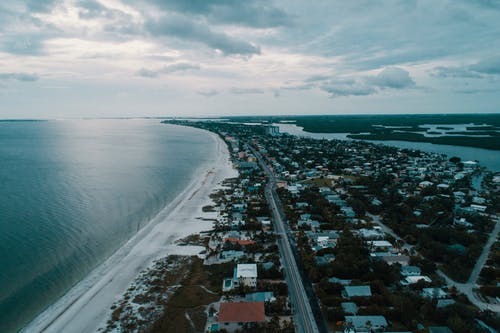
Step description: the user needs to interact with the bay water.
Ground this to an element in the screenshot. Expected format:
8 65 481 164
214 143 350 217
275 123 500 172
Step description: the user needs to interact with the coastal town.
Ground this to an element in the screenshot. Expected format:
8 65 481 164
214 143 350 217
104 120 499 333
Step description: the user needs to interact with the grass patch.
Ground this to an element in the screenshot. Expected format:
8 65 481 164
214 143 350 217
151 257 230 332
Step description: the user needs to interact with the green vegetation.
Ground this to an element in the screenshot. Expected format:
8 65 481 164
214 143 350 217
151 257 226 333
222 114 500 150
348 132 500 150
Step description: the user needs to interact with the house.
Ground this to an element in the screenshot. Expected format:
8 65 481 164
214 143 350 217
367 240 394 251
315 254 335 266
341 302 358 315
218 302 265 332
232 203 247 212
220 250 245 261
357 228 385 240
428 327 454 333
344 315 388 333
245 291 275 302
343 285 372 298
419 181 434 188
382 254 410 266
401 265 421 277
328 277 352 285
470 204 487 212
298 218 321 231
401 275 432 286
234 263 258 288
436 299 456 308
422 287 447 299
225 238 256 246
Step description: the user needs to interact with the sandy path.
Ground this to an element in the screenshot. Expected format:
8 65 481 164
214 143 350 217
22 129 236 333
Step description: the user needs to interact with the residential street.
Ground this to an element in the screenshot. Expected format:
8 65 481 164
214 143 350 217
251 145 320 333
369 213 500 312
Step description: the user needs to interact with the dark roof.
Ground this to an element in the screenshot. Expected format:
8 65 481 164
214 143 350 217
429 327 454 333
218 302 265 323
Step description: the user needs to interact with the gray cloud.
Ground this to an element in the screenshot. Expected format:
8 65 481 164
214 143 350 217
319 67 415 97
145 15 260 56
267 1 500 73
0 33 46 55
0 72 39 81
431 66 483 78
144 0 291 28
320 78 376 97
304 75 329 83
24 0 60 13
369 67 416 89
431 57 500 81
469 57 500 75
281 83 314 91
136 62 200 78
197 89 218 97
455 87 500 94
77 0 115 19
468 0 500 10
230 88 265 94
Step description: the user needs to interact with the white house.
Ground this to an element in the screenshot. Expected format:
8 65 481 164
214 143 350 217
234 264 258 288
401 275 431 286
422 287 448 299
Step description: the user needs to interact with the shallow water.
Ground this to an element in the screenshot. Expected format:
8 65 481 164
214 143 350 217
0 119 215 332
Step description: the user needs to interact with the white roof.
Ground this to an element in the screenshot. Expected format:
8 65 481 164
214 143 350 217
404 275 431 284
236 264 257 278
368 240 393 248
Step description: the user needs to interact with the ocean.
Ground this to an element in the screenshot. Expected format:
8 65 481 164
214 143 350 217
0 119 216 332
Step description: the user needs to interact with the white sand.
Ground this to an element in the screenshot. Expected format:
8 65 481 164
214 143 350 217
22 129 237 333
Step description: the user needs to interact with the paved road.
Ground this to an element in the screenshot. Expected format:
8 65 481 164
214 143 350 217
250 145 320 333
439 215 500 312
369 213 500 312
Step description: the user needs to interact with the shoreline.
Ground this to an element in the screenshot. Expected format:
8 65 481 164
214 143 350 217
22 127 237 333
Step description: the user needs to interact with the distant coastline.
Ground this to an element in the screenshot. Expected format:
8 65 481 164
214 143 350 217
222 114 500 151
0 119 47 122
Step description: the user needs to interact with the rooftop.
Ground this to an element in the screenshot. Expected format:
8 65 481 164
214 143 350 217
218 302 265 323
236 263 258 278
345 315 388 329
344 285 372 297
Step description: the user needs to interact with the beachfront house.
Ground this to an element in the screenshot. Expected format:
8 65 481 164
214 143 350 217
218 302 265 332
234 263 258 288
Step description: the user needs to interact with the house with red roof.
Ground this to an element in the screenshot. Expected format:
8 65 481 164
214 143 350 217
218 301 265 332
224 237 256 246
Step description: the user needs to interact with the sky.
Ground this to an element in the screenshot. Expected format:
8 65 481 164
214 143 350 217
0 0 499 118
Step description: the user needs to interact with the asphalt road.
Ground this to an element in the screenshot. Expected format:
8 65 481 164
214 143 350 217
251 146 320 333
369 213 500 312
438 215 500 312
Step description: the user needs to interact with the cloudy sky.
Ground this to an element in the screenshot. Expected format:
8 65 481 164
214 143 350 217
1 0 499 118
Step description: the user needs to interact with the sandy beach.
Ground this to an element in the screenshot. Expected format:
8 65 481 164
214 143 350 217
22 129 236 333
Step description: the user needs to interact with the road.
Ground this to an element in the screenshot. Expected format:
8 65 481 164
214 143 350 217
438 215 500 312
250 145 320 333
369 213 500 312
